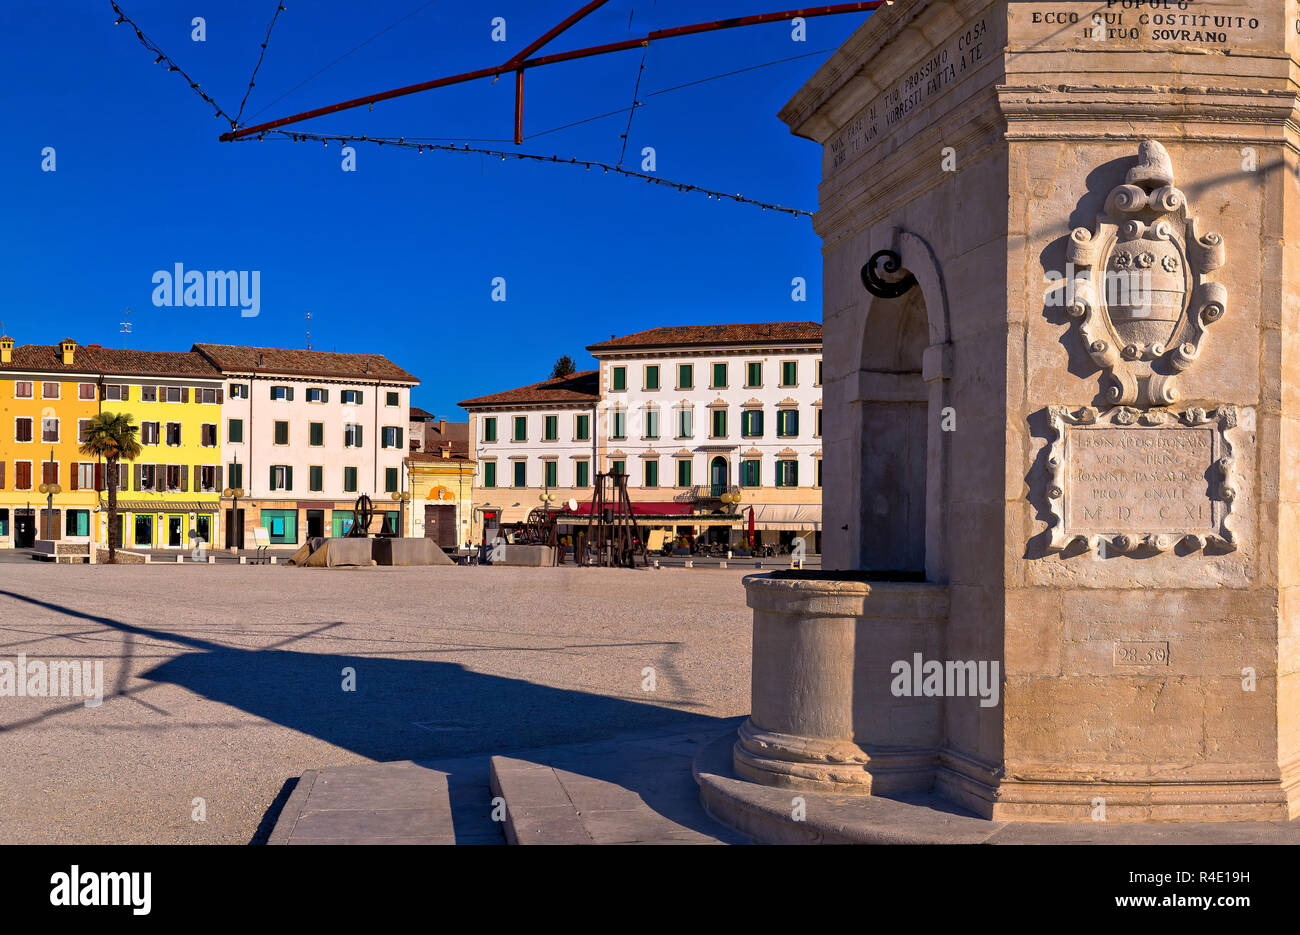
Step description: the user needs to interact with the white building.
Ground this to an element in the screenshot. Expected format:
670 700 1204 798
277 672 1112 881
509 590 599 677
193 344 418 546
460 322 822 548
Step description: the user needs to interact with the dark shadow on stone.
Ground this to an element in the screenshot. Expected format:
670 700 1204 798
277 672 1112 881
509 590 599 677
249 777 298 845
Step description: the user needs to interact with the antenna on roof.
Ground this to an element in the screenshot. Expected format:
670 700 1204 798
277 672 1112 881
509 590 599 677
305 311 312 351
120 309 132 334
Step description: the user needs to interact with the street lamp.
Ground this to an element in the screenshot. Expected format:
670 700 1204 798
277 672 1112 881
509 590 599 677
390 489 411 536
221 454 245 551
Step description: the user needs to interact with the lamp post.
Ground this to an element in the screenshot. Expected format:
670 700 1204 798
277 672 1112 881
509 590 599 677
720 489 742 550
390 489 411 536
221 455 245 551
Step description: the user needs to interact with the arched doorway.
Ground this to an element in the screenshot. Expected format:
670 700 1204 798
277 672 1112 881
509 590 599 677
709 456 728 498
857 286 929 573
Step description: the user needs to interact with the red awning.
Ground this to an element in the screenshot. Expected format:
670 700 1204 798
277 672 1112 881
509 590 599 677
568 501 694 517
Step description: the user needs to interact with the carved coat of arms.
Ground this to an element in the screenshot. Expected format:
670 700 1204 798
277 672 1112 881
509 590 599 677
1066 140 1226 409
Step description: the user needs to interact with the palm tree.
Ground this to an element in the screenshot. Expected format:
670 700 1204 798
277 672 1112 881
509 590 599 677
78 412 141 564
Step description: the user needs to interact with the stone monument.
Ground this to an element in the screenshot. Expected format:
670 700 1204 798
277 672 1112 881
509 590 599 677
704 0 1300 831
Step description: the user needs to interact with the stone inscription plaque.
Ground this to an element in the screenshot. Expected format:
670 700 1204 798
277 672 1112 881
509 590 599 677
1066 425 1214 534
1043 406 1239 554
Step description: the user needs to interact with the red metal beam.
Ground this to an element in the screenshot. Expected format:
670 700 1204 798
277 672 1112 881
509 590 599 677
509 1 613 143
220 3 884 142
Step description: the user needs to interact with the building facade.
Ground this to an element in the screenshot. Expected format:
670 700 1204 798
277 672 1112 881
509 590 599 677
407 411 473 547
193 344 417 548
459 322 823 548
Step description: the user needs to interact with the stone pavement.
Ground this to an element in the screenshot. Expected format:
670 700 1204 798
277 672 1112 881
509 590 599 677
270 720 749 845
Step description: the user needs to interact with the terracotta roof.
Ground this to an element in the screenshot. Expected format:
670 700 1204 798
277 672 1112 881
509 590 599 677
0 344 220 378
586 321 822 353
192 343 418 383
458 370 599 408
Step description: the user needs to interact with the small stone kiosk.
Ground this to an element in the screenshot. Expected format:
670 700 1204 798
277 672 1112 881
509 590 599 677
703 0 1300 837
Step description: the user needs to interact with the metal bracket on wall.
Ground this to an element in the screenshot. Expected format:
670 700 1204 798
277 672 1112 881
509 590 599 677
860 250 917 299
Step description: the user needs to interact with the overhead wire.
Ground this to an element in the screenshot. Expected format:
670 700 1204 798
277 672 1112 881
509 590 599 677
233 1 289 127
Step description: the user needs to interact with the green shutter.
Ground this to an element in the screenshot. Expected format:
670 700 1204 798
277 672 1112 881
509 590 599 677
485 462 496 488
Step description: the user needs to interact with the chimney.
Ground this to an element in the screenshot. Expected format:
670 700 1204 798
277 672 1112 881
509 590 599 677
60 338 76 366
439 419 446 434
0 336 12 364
441 445 449 460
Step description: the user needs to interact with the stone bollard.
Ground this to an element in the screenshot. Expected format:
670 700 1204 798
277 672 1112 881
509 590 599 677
270 557 278 565
207 555 216 565
653 560 660 569
720 561 727 569
176 555 184 564
685 560 693 568
239 556 247 565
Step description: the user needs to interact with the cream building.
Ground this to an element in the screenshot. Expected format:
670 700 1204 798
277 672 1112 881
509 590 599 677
459 322 822 549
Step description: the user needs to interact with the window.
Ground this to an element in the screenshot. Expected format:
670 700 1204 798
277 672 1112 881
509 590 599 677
644 409 659 439
165 386 184 403
165 465 182 491
307 466 323 492
574 414 589 440
230 383 248 399
746 362 763 387
78 420 92 443
677 364 693 390
611 459 626 476
611 409 626 440
343 466 357 493
14 418 32 443
261 509 298 545
644 459 659 488
741 410 764 438
309 422 324 447
78 383 95 400
544 461 558 488
42 418 59 443
815 408 822 437
41 461 58 485
14 381 32 399
513 461 526 488
612 366 627 391
386 391 399 406
271 386 293 401
42 382 59 399
711 409 727 438
200 387 219 404
306 387 328 403
644 365 659 390
228 419 243 443
228 462 243 490
776 459 799 487
14 462 31 489
166 422 182 446
781 361 798 387
134 515 153 546
269 465 293 491
777 409 799 437
104 384 127 401
381 426 404 449
201 424 217 447
64 510 89 537
712 362 727 388
141 386 157 402
575 460 589 488
483 417 497 442
141 422 160 446
483 462 497 488
274 421 289 445
676 459 692 487
76 463 96 489
343 424 363 448
342 389 363 405
677 406 693 438
199 465 217 492
742 459 761 487
815 359 823 386
513 416 527 441
138 464 156 491
544 416 558 441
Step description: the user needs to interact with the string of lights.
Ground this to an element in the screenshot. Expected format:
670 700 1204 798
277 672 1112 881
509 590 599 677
233 1 289 127
244 130 814 218
109 0 236 126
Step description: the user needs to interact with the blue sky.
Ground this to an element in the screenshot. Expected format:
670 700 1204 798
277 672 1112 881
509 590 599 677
2 1 869 416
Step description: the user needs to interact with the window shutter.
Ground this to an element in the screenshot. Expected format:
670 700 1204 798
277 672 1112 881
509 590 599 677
94 463 103 491
157 464 166 491
119 464 128 490
356 391 363 405
396 427 404 449
286 387 295 402
269 466 277 491
193 465 201 491
286 466 293 491
181 388 189 403
179 465 187 492
215 465 223 492
356 425 363 448
322 389 329 403
134 463 141 490
0 461 5 490
71 465 79 491
216 388 224 404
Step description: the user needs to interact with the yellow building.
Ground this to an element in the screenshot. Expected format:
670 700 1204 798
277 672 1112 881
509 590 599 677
91 348 226 550
0 338 102 547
